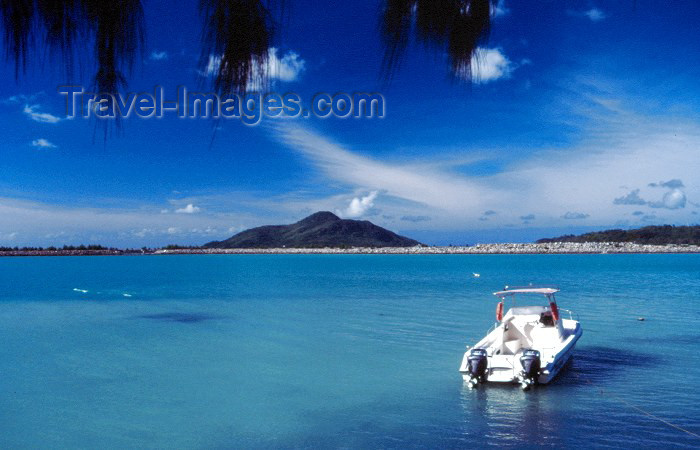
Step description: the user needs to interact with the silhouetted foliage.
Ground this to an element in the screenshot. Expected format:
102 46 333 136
2 0 494 100
199 0 274 94
382 0 492 81
0 0 145 94
0 244 114 251
162 244 197 249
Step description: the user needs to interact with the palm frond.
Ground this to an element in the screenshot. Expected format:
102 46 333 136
85 0 144 94
1 0 35 78
200 0 273 94
382 0 492 81
1 1 144 93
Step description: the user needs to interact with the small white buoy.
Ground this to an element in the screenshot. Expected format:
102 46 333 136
637 317 645 321
473 273 481 278
73 288 88 293
123 293 132 297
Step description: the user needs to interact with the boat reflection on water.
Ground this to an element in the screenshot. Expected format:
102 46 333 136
459 379 564 446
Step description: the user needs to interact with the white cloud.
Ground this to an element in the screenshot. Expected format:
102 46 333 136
471 48 514 84
614 185 687 210
23 104 61 123
340 191 378 218
150 51 168 61
166 227 179 234
266 48 305 82
31 138 56 148
175 204 201 214
401 215 431 223
584 8 606 22
649 189 686 210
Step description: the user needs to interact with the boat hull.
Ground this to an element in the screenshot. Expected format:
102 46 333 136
460 319 582 386
537 321 581 384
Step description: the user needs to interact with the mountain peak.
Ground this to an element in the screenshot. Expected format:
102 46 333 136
204 211 423 248
296 211 340 225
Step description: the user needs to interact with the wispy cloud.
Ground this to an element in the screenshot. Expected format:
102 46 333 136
272 74 700 230
2 92 43 105
648 179 684 189
0 196 243 246
23 104 61 124
493 0 509 18
613 189 646 206
401 215 431 223
149 50 168 61
561 212 589 220
584 8 606 22
569 7 607 22
31 138 57 148
275 123 489 216
0 231 18 241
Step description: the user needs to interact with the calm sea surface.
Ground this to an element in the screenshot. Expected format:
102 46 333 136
1 254 699 448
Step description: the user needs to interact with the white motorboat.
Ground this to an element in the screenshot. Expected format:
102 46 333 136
459 286 582 390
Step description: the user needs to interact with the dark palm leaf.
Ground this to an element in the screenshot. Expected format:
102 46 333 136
200 0 273 94
1 0 144 93
382 0 492 81
1 0 35 78
35 0 83 77
84 0 144 94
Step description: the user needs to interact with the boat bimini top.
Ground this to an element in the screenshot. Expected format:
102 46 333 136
493 286 559 298
491 286 561 323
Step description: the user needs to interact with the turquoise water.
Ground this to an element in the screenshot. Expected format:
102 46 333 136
1 254 699 448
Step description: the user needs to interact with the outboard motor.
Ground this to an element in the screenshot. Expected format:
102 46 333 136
466 348 488 388
518 349 541 390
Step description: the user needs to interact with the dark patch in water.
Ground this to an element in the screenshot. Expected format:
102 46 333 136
136 312 216 323
554 346 661 387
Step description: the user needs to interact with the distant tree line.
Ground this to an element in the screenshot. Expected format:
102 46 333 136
0 244 115 251
537 225 700 245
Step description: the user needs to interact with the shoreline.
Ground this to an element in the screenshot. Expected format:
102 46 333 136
1 242 700 257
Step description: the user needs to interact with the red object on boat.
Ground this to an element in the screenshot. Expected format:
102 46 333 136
496 301 503 321
550 301 559 321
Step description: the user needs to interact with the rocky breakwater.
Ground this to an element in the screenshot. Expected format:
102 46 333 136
156 241 700 254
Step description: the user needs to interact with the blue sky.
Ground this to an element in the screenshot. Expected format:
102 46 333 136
1 0 700 246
